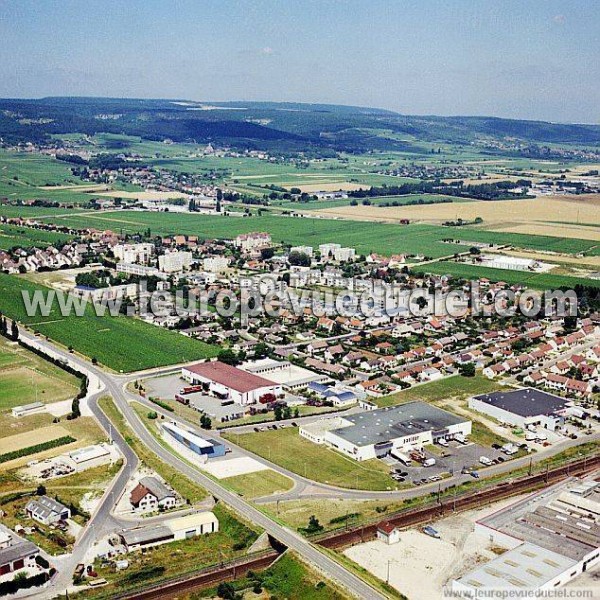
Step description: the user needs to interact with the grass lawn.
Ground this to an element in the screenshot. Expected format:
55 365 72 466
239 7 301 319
222 469 294 500
375 374 503 408
222 427 395 491
99 396 207 503
469 419 510 447
0 273 218 372
0 336 80 409
263 497 406 533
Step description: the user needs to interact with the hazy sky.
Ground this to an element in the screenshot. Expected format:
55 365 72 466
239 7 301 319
1 0 598 123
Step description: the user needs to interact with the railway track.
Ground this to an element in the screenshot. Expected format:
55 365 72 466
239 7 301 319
121 453 599 600
317 452 600 549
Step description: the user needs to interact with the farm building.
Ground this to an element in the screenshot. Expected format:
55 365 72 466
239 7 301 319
304 402 471 461
25 496 70 526
0 525 40 577
119 511 218 552
469 388 569 430
181 361 282 405
11 402 45 418
65 444 113 472
165 512 219 540
161 422 226 461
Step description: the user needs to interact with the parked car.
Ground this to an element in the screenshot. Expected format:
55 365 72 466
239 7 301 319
471 471 480 479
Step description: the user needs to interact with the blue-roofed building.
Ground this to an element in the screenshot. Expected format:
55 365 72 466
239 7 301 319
161 422 226 460
307 382 357 407
307 381 331 397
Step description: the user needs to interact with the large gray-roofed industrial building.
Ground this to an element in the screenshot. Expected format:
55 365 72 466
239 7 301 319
321 401 471 461
330 401 466 447
477 480 600 561
453 542 578 593
472 388 569 417
469 387 570 430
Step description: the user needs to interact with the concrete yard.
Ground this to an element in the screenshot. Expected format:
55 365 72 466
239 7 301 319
343 496 530 600
199 455 269 479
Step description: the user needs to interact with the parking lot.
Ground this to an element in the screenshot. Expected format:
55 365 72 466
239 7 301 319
144 373 251 422
381 440 520 485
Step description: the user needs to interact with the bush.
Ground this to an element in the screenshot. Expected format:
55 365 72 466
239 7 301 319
149 397 174 412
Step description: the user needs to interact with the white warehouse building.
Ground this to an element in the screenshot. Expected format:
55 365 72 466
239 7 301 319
469 388 570 431
302 401 471 461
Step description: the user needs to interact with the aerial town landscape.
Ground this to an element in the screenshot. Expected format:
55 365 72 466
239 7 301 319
0 2 599 599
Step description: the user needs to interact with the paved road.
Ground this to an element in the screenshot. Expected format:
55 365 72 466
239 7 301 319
128 381 600 504
17 331 385 600
17 331 140 598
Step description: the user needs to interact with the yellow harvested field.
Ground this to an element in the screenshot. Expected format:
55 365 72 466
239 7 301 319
490 223 600 242
316 194 600 238
94 190 190 200
0 425 70 454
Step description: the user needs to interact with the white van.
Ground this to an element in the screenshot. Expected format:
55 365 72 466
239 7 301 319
423 458 436 467
479 456 492 466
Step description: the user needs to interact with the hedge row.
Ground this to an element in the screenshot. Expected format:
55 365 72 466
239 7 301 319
0 436 76 464
149 397 175 412
0 569 55 595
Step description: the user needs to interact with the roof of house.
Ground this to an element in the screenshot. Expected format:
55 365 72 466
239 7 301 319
0 537 39 567
184 361 275 393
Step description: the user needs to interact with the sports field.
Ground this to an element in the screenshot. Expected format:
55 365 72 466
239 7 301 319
0 273 219 372
222 427 394 491
0 336 80 409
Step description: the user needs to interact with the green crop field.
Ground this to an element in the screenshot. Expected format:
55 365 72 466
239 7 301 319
271 193 460 211
0 204 91 219
0 222 72 249
223 427 394 491
36 209 600 260
421 260 600 289
0 273 218 372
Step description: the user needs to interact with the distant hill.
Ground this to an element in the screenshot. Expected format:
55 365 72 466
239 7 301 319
0 96 598 151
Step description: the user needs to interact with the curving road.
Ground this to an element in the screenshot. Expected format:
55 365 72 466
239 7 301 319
17 331 386 600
